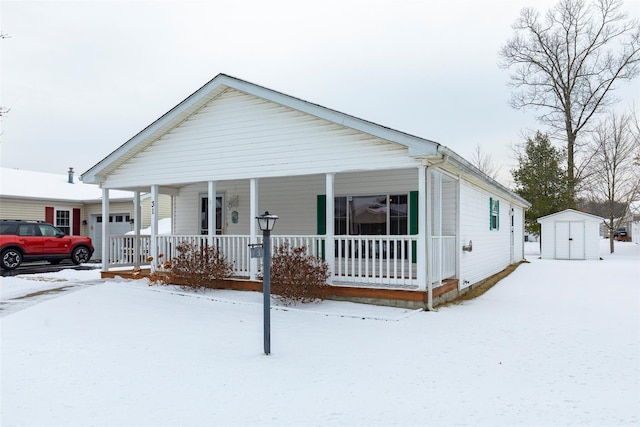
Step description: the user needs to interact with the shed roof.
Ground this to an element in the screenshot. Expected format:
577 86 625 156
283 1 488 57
537 209 604 223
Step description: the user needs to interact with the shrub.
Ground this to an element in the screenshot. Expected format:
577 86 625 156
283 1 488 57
149 243 234 291
268 243 330 305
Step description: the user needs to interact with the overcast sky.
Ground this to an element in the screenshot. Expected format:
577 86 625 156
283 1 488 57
1 0 639 186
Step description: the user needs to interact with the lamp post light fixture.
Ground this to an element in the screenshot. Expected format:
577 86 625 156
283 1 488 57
256 211 278 355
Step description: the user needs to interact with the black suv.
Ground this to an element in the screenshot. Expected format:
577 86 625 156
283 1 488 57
613 227 628 241
0 220 94 270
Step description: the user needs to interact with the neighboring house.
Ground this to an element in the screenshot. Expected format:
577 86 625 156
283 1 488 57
0 167 171 260
537 209 603 260
621 201 639 244
82 73 530 308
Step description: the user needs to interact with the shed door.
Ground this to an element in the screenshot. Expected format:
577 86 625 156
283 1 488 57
555 221 585 260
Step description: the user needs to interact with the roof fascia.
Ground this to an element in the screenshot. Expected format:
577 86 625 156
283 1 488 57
537 209 604 223
82 74 441 184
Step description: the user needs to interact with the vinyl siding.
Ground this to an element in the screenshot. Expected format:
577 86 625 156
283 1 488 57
0 198 89 236
458 180 515 286
102 89 419 189
173 170 420 236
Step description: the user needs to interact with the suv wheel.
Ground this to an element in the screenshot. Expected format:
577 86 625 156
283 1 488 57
71 246 91 265
1 248 22 270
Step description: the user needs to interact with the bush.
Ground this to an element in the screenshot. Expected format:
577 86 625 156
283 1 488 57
268 243 330 305
149 243 234 291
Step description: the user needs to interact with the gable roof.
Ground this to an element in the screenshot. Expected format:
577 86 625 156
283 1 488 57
1 168 133 203
537 209 604 223
82 73 443 183
81 73 530 208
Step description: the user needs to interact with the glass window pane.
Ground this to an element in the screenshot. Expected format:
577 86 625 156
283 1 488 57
350 195 387 235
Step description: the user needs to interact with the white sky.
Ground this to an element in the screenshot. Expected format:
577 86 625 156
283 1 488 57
1 0 639 186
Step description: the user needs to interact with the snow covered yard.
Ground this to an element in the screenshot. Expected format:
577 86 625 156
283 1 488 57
1 241 638 426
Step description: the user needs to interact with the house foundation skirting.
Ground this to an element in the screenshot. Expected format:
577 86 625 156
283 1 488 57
100 270 458 309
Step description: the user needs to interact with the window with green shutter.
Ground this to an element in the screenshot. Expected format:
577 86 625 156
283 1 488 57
490 197 500 230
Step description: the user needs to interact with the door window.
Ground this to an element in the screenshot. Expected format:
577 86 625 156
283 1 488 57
200 195 224 235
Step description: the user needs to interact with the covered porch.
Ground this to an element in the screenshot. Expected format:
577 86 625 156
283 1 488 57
99 167 460 306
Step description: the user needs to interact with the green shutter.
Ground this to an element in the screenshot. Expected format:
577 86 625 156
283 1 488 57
317 195 326 234
410 191 418 263
317 195 326 259
489 197 493 230
409 191 419 235
496 200 500 230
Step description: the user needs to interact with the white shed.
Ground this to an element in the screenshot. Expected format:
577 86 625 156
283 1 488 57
537 209 603 260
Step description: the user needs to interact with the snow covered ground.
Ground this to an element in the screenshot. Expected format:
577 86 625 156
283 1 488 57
1 241 638 426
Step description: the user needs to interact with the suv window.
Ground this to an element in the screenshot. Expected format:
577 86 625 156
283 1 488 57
17 224 38 236
0 224 15 234
39 224 62 237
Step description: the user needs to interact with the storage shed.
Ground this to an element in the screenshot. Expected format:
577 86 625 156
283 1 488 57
537 209 603 260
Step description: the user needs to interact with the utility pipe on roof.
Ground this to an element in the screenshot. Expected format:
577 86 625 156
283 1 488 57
425 150 448 311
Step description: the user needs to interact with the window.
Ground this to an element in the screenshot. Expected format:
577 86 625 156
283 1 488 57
200 194 224 235
17 224 37 236
56 210 71 235
39 224 61 237
490 198 500 230
335 194 408 235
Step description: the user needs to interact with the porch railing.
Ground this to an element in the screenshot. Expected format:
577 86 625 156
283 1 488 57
106 234 456 288
108 235 152 267
334 236 418 287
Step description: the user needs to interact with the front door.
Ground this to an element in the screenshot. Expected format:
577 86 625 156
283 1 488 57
200 194 224 235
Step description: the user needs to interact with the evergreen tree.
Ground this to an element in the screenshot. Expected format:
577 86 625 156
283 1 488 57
512 132 572 235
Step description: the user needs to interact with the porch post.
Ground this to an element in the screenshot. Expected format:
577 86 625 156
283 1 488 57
207 180 217 247
417 166 427 290
325 173 335 283
426 168 433 309
249 178 259 281
150 184 159 272
133 191 141 269
101 188 109 271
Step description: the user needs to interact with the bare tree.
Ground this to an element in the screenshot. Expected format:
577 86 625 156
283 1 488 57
470 144 502 181
499 0 640 205
586 110 640 253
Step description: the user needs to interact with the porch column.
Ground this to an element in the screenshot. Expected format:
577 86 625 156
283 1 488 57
133 191 141 269
426 168 433 308
417 166 427 290
325 173 335 283
101 188 109 271
249 178 259 281
207 180 217 247
150 184 159 272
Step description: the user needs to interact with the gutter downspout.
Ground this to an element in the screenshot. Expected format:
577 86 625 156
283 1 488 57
425 148 448 311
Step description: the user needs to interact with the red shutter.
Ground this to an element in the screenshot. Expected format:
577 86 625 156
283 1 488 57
73 208 81 235
45 206 54 224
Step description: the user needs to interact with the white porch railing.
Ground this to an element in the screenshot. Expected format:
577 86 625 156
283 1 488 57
108 235 152 267
334 236 418 287
107 234 457 288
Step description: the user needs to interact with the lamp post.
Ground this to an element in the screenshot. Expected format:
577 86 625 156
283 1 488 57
256 211 278 355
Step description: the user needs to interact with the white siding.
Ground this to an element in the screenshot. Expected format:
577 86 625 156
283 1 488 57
538 210 602 260
103 89 419 189
459 180 515 287
173 170 420 236
512 203 525 261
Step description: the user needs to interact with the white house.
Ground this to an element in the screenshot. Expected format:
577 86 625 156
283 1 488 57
537 209 603 260
81 74 530 308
